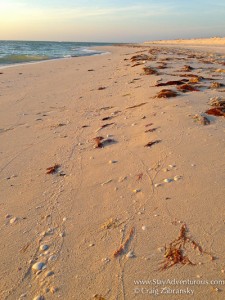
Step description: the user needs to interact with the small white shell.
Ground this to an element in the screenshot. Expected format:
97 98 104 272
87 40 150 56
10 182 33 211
33 296 44 300
39 245 49 251
142 226 146 231
10 217 17 224
163 178 173 183
132 189 141 193
174 175 182 181
154 183 161 187
32 262 46 272
126 251 135 258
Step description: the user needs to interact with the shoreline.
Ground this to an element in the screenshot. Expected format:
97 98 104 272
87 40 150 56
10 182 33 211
0 44 225 300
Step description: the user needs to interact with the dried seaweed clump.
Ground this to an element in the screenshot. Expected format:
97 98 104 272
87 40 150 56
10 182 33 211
206 97 225 117
155 79 188 87
160 224 212 270
193 114 210 125
143 66 158 75
144 140 161 148
210 82 223 89
130 54 149 62
93 136 116 148
113 227 135 257
180 65 194 72
177 84 199 92
156 89 178 98
46 164 60 174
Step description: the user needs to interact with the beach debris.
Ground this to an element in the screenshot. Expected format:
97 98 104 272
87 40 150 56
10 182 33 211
109 160 117 164
136 173 143 181
210 82 224 89
189 77 201 83
9 217 18 224
205 108 225 117
145 127 158 133
50 287 58 294
174 175 182 181
143 66 158 75
93 136 104 148
155 89 178 98
215 69 225 73
155 79 188 87
180 65 194 72
132 189 141 193
45 270 54 277
102 116 113 121
93 295 106 300
193 114 210 125
160 223 212 270
46 164 60 174
98 106 114 111
131 54 150 61
32 262 46 272
39 244 49 251
98 87 106 90
33 295 45 300
145 123 153 127
163 178 173 183
126 102 147 109
88 69 94 71
209 96 225 107
118 176 127 183
154 183 161 188
101 179 112 186
101 218 120 230
113 227 135 257
142 226 147 231
93 136 117 148
126 251 135 258
144 140 161 148
96 122 115 132
177 84 199 92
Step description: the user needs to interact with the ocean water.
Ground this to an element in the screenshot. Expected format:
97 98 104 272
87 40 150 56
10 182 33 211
0 40 113 66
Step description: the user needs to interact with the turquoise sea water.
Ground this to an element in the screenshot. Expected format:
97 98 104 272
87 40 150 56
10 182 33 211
0 41 113 66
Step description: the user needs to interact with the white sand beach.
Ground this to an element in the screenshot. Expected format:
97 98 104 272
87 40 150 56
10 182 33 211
0 41 225 299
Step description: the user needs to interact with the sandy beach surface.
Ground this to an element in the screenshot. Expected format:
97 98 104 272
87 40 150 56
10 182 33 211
0 42 225 300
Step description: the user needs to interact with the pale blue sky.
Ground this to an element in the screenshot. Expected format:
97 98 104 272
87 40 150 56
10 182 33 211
0 0 224 42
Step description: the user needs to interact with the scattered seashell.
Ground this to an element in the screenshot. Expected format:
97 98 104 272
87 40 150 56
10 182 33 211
158 247 164 253
33 296 44 300
154 183 161 188
48 255 57 262
126 251 135 258
109 160 117 164
50 287 58 294
163 168 168 172
10 217 18 224
132 189 141 193
163 178 173 183
118 176 127 182
101 179 112 186
174 175 182 181
45 270 54 277
221 269 225 273
191 164 196 167
39 245 49 251
89 243 95 247
168 164 176 168
32 262 46 272
63 217 67 222
142 226 146 231
59 232 65 237
102 258 110 263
